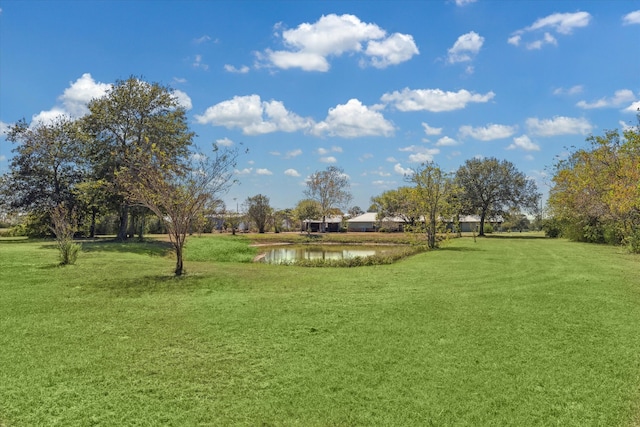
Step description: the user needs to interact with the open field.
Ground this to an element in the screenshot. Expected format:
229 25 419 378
1 234 639 426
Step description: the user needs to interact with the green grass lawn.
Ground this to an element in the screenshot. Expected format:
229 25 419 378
1 234 639 426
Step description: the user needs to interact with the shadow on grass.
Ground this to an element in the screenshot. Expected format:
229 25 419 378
89 273 208 297
484 234 547 240
80 239 173 257
439 245 483 252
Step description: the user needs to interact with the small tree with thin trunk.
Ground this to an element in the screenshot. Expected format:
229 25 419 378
304 166 352 232
120 145 238 276
244 194 272 233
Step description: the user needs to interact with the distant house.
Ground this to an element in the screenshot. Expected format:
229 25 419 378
347 212 407 232
455 215 503 232
303 215 343 232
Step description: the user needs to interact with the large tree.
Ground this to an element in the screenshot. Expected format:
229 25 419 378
1 117 83 234
244 194 272 233
455 157 539 236
304 166 352 232
410 162 458 249
82 76 193 240
120 145 239 276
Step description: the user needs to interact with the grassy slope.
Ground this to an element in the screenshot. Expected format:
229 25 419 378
1 235 639 426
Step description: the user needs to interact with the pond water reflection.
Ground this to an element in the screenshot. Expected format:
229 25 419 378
259 246 380 264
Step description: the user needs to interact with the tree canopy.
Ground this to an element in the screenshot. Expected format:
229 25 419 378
455 157 539 236
82 76 194 240
304 166 352 232
547 117 640 251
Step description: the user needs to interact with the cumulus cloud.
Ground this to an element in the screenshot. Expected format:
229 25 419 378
284 168 301 177
435 136 460 147
509 11 591 49
256 168 273 175
422 122 443 136
59 73 111 117
224 64 250 74
0 121 9 136
526 116 593 136
284 149 303 159
576 89 636 109
172 89 193 110
459 123 517 141
216 137 234 147
235 167 253 175
365 33 420 68
447 31 484 63
622 10 640 25
260 14 418 71
399 145 440 163
196 94 314 135
381 88 495 112
394 163 413 175
625 101 640 113
455 0 477 5
312 98 395 138
507 135 540 151
320 156 337 163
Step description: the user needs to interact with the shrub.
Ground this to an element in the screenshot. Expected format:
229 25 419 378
50 204 81 265
484 224 494 234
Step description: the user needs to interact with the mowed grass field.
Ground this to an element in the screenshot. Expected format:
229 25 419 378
1 234 640 426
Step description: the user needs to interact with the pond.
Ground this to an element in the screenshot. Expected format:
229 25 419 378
257 245 388 264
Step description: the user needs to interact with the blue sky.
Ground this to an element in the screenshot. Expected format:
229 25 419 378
1 1 639 211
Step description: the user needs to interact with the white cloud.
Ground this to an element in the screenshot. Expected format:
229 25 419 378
400 145 440 163
435 136 460 147
526 116 593 136
59 73 111 117
194 35 212 44
507 135 540 151
422 122 443 136
256 168 273 175
320 156 337 163
0 121 9 136
576 89 636 109
447 31 484 63
172 89 192 110
216 137 234 147
0 155 5 162
625 101 640 113
455 0 477 5
509 11 591 48
284 168 301 177
459 123 517 141
235 167 253 175
193 54 209 70
284 149 303 159
312 98 395 138
366 33 419 68
224 64 250 74
173 77 187 84
196 94 314 135
31 107 69 125
623 10 640 25
261 14 417 71
553 85 584 96
394 163 413 175
381 88 495 112
386 157 398 163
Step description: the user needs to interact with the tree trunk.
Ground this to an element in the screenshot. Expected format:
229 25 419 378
117 203 129 241
479 209 487 236
175 245 184 276
89 207 97 238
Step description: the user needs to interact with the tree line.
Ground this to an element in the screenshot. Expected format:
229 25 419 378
546 114 640 253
